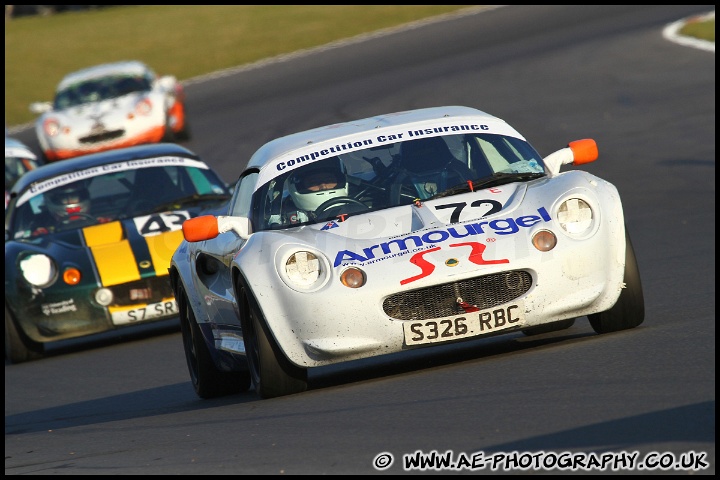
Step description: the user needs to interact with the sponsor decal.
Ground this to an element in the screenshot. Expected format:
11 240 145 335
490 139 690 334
334 206 551 267
16 157 209 207
400 241 509 285
41 299 77 316
256 119 525 188
273 125 490 173
321 221 339 230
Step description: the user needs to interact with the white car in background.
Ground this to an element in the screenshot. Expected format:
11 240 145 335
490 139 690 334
5 134 40 209
30 60 190 162
170 105 645 399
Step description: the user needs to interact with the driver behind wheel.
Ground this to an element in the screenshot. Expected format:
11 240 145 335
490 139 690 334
284 157 349 224
46 184 92 222
29 182 111 236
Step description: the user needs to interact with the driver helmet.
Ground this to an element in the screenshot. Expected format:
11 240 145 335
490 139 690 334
46 183 90 220
287 157 349 212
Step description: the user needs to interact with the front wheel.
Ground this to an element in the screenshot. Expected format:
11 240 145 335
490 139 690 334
588 229 645 334
238 280 308 399
177 284 251 398
5 304 44 364
175 117 191 141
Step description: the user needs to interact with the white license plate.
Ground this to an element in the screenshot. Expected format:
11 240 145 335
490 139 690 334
403 300 525 346
110 299 178 326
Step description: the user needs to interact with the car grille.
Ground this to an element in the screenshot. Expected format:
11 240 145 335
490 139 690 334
382 270 532 321
105 275 174 307
79 129 125 144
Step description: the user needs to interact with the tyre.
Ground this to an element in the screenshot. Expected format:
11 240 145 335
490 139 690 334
177 284 251 398
161 121 176 142
163 105 190 142
521 318 575 336
5 303 44 364
175 118 191 141
35 146 51 165
588 229 645 334
238 280 308 399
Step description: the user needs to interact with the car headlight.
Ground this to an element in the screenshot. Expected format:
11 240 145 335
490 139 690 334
135 98 153 115
278 249 331 292
557 197 594 236
286 251 320 285
20 254 57 288
43 118 61 137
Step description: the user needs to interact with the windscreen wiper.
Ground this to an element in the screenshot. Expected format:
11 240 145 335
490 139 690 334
429 172 545 200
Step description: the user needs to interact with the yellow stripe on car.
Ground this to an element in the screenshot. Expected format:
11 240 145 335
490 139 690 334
83 221 123 246
83 221 184 286
145 229 184 276
83 222 140 287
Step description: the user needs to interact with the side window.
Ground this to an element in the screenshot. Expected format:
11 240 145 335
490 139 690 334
229 172 258 217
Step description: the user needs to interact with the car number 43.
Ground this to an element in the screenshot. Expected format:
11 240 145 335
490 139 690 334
403 300 526 346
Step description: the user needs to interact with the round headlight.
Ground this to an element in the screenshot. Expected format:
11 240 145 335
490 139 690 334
135 98 153 115
557 198 593 235
278 248 331 292
43 118 60 137
20 254 57 287
285 251 321 287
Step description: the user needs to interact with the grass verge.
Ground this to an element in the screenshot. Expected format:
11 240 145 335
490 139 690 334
5 5 479 127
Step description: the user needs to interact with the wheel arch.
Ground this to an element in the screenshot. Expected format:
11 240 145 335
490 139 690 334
174 260 250 373
232 266 305 376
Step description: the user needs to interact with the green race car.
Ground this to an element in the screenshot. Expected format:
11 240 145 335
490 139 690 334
5 142 231 363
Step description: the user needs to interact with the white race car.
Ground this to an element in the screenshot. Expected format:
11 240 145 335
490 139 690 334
30 60 190 162
5 134 40 210
170 105 644 399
